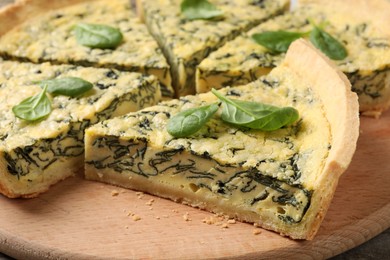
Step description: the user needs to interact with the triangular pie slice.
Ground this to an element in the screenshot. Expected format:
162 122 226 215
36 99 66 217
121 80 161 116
196 0 390 116
136 0 289 96
0 60 161 198
84 39 359 239
0 0 174 98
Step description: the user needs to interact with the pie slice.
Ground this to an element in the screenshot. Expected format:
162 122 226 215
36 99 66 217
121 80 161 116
196 0 390 116
0 60 160 198
84 39 359 240
0 0 174 98
136 0 289 96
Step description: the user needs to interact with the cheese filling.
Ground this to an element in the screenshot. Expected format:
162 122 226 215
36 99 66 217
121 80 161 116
88 135 311 223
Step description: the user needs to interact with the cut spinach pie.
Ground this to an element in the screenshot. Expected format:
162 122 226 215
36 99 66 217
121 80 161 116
0 0 173 98
136 0 289 96
196 0 390 116
0 60 160 198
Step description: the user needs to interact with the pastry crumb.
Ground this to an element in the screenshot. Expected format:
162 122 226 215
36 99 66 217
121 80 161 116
183 212 191 221
146 199 154 206
253 222 260 228
253 228 262 235
227 219 236 224
202 216 217 225
136 192 144 199
132 215 141 221
202 214 239 229
111 190 120 196
202 217 211 225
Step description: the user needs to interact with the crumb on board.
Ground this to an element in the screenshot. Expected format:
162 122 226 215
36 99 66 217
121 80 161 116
145 199 154 206
253 228 262 235
183 212 191 221
126 211 141 221
111 190 120 196
202 214 237 229
136 192 144 199
132 215 141 221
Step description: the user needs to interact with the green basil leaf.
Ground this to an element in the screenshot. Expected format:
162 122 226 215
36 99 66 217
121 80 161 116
212 89 299 131
12 85 52 121
73 23 123 49
241 107 300 131
251 31 307 53
38 77 93 97
309 26 347 60
181 0 224 20
167 103 219 138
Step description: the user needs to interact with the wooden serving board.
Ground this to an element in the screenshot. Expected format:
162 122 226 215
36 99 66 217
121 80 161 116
0 110 389 259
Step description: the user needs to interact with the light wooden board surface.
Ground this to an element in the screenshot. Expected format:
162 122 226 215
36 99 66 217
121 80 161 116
0 110 389 260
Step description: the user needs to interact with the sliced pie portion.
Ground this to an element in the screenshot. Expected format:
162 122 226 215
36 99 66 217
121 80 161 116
0 0 173 98
0 60 161 198
84 39 359 240
196 0 390 116
136 0 289 96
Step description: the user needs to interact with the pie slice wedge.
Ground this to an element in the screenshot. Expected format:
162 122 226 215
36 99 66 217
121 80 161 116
0 60 160 198
84 39 359 240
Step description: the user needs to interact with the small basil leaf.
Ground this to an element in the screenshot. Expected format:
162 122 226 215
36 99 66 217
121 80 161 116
251 31 307 53
73 23 123 49
167 103 219 138
212 89 299 131
181 0 224 20
39 77 93 97
12 85 52 121
309 26 347 60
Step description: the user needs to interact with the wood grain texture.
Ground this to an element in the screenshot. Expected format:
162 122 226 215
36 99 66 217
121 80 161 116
0 110 389 260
